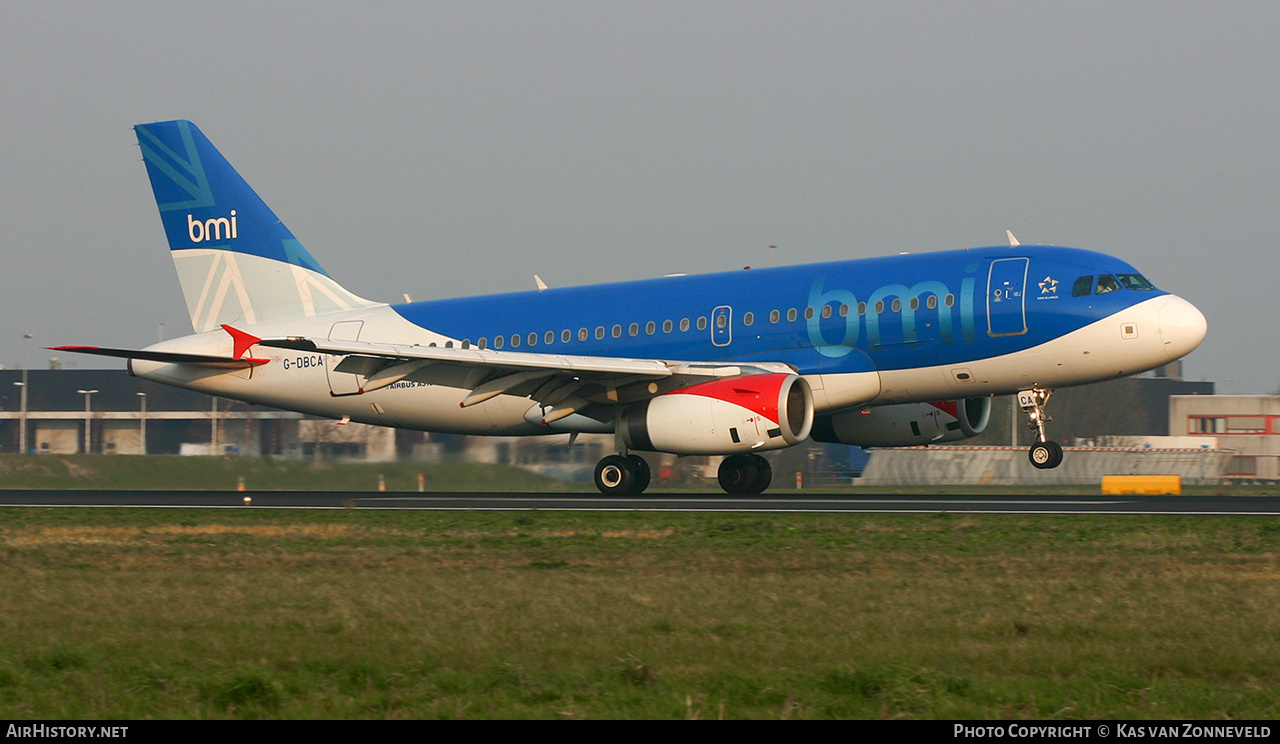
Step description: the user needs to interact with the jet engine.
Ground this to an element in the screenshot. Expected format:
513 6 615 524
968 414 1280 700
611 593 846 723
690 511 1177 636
618 373 814 455
811 397 991 448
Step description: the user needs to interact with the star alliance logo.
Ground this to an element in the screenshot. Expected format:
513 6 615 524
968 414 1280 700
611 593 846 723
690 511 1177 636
1038 276 1059 294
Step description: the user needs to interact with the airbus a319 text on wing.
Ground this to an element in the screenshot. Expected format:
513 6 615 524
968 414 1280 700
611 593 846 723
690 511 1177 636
55 121 1208 495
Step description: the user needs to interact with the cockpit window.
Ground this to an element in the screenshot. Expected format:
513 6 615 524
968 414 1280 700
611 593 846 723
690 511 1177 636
1072 276 1094 297
1095 275 1122 294
1116 274 1154 290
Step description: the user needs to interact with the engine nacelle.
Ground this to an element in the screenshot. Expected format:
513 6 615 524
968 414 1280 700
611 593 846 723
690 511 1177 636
619 373 814 455
811 397 991 447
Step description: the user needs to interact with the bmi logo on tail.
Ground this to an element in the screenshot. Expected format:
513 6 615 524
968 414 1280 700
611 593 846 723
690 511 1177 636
187 211 238 243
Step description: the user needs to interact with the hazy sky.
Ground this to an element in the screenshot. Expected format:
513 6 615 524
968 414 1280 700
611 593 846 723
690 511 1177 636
2 2 1277 393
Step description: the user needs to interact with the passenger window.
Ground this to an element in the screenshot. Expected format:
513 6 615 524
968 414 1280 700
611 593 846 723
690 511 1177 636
697 317 707 331
770 310 780 323
629 323 639 337
662 320 673 333
528 332 538 347
1095 275 1122 294
742 312 753 326
1072 276 1093 297
679 318 689 332
645 321 655 335
596 326 605 340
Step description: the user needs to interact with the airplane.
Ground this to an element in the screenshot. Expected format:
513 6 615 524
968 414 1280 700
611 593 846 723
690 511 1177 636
55 120 1208 495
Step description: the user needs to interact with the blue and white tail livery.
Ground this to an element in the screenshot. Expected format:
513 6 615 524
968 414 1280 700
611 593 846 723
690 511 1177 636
135 120 377 331
56 120 1208 494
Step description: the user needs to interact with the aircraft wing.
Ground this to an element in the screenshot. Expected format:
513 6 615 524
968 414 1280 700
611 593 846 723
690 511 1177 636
260 336 795 423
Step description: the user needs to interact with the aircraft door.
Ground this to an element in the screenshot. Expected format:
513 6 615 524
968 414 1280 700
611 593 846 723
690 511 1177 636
325 320 364 395
711 306 732 347
987 258 1028 336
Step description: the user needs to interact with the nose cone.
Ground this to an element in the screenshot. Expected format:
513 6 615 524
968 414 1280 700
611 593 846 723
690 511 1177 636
1158 295 1208 362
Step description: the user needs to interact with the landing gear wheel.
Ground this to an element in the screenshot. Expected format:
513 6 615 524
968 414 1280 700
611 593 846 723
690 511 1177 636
594 455 636 496
1028 440 1063 469
718 454 772 495
594 454 651 496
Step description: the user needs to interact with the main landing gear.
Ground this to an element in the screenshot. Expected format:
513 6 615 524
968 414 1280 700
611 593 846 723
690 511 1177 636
717 453 772 495
593 454 651 496
592 452 774 496
1019 386 1063 469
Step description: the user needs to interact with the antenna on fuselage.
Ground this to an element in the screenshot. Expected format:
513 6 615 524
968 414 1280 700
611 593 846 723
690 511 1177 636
1006 230 1021 247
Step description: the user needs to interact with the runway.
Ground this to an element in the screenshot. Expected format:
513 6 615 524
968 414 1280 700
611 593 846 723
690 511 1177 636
1 490 1278 515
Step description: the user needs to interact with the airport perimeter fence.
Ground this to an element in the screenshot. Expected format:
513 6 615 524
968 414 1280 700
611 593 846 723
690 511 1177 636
855 446 1233 487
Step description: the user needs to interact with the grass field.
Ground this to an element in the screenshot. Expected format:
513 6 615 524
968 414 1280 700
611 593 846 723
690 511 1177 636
0 454 574 492
2 505 1278 719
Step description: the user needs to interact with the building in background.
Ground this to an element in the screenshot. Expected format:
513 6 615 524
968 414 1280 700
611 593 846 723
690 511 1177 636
1170 395 1280 482
0 369 394 460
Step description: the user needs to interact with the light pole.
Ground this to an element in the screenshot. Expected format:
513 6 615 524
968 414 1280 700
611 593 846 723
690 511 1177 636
137 392 147 455
77 389 98 454
19 333 33 454
13 382 26 454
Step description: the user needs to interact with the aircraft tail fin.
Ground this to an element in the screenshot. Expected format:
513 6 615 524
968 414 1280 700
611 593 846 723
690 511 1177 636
134 120 378 332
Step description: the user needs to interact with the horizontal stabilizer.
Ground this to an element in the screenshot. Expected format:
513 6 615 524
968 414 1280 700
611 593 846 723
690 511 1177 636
49 346 270 369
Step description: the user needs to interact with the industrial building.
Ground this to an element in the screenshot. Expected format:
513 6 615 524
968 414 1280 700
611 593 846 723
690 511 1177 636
1170 395 1280 481
0 369 395 460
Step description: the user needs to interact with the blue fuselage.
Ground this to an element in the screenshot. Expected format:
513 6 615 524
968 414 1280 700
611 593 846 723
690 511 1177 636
392 245 1163 378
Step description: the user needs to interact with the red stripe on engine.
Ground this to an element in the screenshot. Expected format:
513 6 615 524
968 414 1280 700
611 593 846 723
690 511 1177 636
665 374 787 423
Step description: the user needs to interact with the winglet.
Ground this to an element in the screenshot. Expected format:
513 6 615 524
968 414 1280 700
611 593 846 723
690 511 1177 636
221 324 262 360
1006 230 1020 247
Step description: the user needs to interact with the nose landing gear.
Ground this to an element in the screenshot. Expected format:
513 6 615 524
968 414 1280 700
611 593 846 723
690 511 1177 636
1019 387 1063 469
